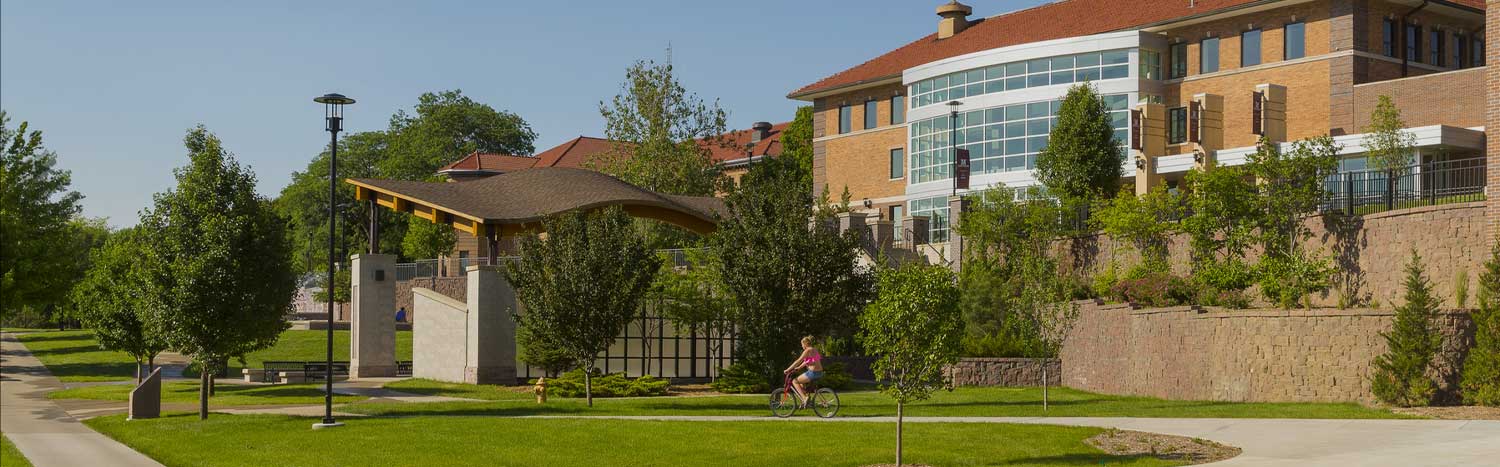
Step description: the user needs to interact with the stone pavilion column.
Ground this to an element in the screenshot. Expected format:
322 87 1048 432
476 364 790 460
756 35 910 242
464 265 518 385
350 253 398 378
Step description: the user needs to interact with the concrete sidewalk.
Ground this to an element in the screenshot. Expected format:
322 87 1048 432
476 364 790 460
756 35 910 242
523 415 1500 466
1 332 164 467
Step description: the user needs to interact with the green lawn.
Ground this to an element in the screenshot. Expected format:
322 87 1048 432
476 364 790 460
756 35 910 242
15 329 412 381
197 329 414 376
13 330 144 382
85 413 1185 467
1 434 32 467
373 379 1407 419
47 381 366 406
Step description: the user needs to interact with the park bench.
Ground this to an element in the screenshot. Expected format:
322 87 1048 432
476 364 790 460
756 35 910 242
302 361 350 383
245 361 310 383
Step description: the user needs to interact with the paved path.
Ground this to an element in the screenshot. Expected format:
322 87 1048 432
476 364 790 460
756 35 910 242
0 332 164 467
523 415 1500 466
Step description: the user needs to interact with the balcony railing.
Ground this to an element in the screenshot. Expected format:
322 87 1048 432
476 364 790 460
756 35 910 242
1322 157 1486 216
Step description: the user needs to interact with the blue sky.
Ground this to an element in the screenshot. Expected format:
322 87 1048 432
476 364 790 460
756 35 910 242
2 0 1048 227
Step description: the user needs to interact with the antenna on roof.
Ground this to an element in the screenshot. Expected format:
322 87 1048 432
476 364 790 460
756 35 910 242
665 41 673 67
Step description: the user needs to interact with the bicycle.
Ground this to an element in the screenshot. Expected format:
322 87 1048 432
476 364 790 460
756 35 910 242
769 372 839 418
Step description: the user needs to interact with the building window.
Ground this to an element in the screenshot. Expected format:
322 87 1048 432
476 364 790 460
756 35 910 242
1382 19 1397 57
1200 37 1220 73
889 205 905 241
1474 38 1486 67
905 94 1131 184
890 95 905 124
838 104 851 134
1140 49 1162 80
864 100 879 130
1170 42 1187 78
906 49 1131 109
1455 34 1467 68
1168 107 1187 144
1405 24 1422 63
1285 22 1305 60
1241 29 1262 66
910 196 951 243
1430 30 1444 66
890 148 904 179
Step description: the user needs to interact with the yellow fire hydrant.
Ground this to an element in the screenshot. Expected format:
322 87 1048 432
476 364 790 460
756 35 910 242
534 377 547 404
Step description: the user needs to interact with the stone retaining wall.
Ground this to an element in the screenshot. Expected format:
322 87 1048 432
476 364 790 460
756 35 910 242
1060 301 1476 403
948 358 1061 387
395 277 466 322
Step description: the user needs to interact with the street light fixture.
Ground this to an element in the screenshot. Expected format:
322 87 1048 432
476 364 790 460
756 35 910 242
312 92 354 430
946 100 963 197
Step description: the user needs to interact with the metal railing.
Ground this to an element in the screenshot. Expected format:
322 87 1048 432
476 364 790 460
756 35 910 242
1322 158 1486 216
394 257 501 281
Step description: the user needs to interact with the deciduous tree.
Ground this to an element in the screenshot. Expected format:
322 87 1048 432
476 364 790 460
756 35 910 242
505 207 659 407
1363 95 1416 173
70 229 166 384
1034 84 1123 206
860 263 964 467
1 112 84 318
137 126 295 419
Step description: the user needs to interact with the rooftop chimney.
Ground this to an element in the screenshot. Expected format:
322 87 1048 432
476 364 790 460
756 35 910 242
936 1 972 39
750 121 773 144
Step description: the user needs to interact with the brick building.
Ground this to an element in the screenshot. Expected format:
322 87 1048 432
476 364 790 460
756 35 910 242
791 0 1487 245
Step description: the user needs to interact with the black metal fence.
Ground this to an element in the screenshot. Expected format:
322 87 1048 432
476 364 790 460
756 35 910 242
516 301 738 382
1322 158 1487 216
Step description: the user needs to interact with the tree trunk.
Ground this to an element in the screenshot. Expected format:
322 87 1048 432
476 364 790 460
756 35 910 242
148 355 156 374
1043 366 1049 411
198 370 209 420
896 401 904 467
135 358 143 386
208 361 217 397
584 368 594 408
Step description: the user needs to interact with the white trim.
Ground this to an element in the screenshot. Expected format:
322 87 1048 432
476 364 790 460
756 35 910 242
1211 125 1485 167
903 30 1144 84
813 124 903 143
1352 50 1455 73
1351 64 1485 88
1155 153 1197 174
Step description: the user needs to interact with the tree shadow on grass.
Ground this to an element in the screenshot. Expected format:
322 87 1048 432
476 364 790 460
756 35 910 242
994 453 1159 466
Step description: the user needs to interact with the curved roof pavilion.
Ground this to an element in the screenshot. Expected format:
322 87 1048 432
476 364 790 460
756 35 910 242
347 168 726 260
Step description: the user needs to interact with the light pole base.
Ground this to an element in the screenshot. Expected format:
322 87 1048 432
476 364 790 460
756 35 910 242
311 421 344 430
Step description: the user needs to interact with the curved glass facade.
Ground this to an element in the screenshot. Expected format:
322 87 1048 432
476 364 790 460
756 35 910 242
908 49 1131 109
907 94 1130 184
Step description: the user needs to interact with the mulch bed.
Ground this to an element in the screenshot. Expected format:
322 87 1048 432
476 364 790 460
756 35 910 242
1392 405 1500 420
1085 428 1241 465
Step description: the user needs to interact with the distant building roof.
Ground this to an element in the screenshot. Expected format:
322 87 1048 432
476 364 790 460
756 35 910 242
788 0 1485 99
438 122 789 178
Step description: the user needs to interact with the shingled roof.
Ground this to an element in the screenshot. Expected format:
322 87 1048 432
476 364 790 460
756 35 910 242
348 167 726 234
789 0 1485 99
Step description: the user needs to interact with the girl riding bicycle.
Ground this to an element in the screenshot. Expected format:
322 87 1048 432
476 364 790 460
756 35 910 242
783 336 824 404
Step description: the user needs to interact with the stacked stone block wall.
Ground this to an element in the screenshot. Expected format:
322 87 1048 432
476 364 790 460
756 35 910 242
1060 302 1475 403
396 277 467 322
948 358 1062 387
1057 202 1488 309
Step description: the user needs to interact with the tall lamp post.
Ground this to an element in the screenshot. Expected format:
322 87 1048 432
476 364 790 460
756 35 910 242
312 93 355 430
946 100 962 197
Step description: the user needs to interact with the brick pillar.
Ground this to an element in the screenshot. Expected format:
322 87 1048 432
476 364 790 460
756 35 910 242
1193 93 1224 154
350 253 397 378
868 219 894 252
903 215 930 246
1327 0 1368 136
1133 102 1166 195
947 196 969 271
1488 0 1500 243
1255 83 1288 146
464 265 517 385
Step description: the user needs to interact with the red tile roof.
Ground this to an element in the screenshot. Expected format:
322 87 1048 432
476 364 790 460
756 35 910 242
534 136 627 169
706 122 788 163
789 0 1485 99
438 152 542 173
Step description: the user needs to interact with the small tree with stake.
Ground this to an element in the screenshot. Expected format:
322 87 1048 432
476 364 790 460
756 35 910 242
860 263 964 467
505 207 659 407
70 229 167 384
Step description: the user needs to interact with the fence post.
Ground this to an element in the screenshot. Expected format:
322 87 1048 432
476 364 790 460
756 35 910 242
1345 176 1355 215
1385 170 1394 211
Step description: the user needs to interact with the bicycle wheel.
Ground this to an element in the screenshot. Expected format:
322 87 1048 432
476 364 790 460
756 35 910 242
811 388 840 418
769 388 798 418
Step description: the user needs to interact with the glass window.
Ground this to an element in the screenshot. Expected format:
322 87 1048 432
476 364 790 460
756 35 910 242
1004 62 1026 76
890 95 905 125
1201 37 1220 73
1241 29 1262 66
1051 56 1075 70
1430 30 1444 66
985 65 1004 80
1474 38 1485 67
1100 65 1129 80
1455 34 1466 68
838 105 851 134
1005 76 1026 91
1382 19 1397 57
1028 73 1050 87
1076 68 1101 82
1026 102 1049 118
1140 49 1162 80
1027 58 1051 73
889 148 904 179
1170 43 1188 78
1102 50 1129 65
1050 70 1074 85
864 100 878 130
1285 22 1305 60
966 69 984 84
1076 52 1101 67
1168 107 1187 144
1405 24 1422 63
